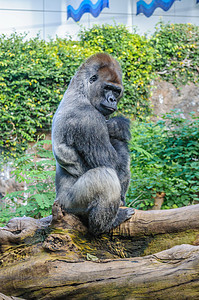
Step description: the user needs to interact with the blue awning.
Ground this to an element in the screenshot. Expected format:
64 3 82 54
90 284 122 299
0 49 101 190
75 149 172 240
137 0 180 18
67 0 109 22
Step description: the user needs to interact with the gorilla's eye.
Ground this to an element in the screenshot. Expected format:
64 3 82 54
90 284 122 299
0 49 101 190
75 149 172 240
89 74 98 84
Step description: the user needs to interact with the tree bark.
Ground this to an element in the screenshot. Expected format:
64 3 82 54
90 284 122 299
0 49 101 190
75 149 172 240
0 203 199 299
113 203 199 236
0 244 199 299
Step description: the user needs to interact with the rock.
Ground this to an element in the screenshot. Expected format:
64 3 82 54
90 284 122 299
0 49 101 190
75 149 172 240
0 177 24 200
150 80 199 120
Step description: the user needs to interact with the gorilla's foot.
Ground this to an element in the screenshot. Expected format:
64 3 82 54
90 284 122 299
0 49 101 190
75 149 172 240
112 207 135 228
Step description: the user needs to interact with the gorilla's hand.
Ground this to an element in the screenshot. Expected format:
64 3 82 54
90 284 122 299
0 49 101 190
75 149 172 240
107 116 131 142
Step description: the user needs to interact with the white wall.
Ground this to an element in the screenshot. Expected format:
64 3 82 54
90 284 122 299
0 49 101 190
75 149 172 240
0 0 199 39
131 0 199 35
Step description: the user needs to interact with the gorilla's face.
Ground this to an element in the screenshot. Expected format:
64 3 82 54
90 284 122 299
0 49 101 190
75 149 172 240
86 54 123 116
97 81 122 116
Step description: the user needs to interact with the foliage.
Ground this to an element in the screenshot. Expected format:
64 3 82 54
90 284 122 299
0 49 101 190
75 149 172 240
0 23 198 159
151 22 199 87
79 24 155 117
0 26 155 160
0 33 94 159
0 139 56 225
126 112 199 210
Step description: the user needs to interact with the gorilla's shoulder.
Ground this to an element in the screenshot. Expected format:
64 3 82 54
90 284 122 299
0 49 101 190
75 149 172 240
67 104 105 123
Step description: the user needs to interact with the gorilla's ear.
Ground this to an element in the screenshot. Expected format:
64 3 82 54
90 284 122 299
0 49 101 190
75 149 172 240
89 74 98 84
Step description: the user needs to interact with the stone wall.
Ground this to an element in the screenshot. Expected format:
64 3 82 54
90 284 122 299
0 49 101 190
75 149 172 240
150 81 199 121
0 162 24 201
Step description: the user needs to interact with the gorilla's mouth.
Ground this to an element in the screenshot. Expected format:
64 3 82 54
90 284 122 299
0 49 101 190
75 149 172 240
101 104 116 114
106 107 115 112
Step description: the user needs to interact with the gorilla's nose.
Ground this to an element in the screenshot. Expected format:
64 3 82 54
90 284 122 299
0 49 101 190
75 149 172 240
108 95 116 103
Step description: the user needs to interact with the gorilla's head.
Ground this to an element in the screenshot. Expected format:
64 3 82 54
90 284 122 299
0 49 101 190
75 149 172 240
76 53 123 116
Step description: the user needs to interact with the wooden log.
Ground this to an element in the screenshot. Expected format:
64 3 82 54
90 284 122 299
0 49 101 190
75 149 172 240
1 203 199 246
113 203 199 236
0 244 199 299
1 204 199 299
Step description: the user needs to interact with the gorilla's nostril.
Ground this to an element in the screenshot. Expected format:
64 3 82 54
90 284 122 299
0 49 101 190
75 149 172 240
108 96 115 103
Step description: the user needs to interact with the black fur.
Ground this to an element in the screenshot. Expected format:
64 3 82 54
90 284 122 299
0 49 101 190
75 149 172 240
52 53 134 235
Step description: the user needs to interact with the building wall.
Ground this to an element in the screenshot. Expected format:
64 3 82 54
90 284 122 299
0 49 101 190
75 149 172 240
0 0 199 39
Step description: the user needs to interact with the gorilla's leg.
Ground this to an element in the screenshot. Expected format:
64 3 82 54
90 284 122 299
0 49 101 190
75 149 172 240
57 167 133 235
88 198 134 235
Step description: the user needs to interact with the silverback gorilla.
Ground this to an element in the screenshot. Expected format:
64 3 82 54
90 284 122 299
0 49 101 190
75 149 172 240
52 53 134 235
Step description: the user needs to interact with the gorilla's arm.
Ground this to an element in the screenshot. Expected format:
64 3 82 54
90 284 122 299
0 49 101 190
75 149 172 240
106 116 131 142
110 138 130 205
53 111 119 176
74 121 118 171
107 116 131 205
73 114 131 205
53 143 85 177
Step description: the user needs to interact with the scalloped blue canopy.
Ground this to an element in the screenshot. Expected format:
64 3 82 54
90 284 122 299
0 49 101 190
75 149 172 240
67 0 109 22
137 0 180 17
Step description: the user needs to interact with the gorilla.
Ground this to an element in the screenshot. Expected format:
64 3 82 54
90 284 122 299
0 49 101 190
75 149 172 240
52 53 134 235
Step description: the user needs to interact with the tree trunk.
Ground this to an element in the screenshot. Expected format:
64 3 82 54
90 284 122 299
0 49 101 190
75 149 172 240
0 203 199 299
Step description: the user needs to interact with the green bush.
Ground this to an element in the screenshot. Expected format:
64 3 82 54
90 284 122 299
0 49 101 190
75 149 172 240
0 33 60 155
0 33 95 159
1 23 198 158
151 22 199 86
0 25 155 159
126 112 199 210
